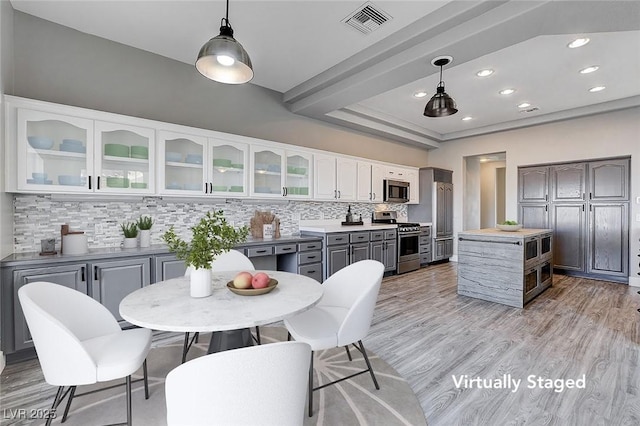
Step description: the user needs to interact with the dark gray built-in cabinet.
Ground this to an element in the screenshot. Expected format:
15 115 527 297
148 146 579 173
518 157 629 282
370 229 397 272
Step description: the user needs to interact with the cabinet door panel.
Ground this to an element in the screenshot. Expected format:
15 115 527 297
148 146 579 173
588 203 628 276
551 163 586 202
314 154 337 200
351 244 370 264
336 158 357 201
519 204 549 228
91 258 151 324
356 162 373 201
13 264 86 351
551 204 586 271
444 183 454 235
589 159 629 201
327 245 349 277
519 167 548 203
370 241 384 264
385 240 397 271
154 254 186 282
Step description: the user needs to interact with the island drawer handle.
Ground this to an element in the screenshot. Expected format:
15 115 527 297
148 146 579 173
458 237 522 245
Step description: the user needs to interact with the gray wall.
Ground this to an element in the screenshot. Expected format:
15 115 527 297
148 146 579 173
480 161 506 229
10 11 430 167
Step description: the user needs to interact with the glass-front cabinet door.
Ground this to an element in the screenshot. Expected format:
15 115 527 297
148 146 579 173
285 152 312 199
95 121 155 194
251 145 285 197
17 109 94 192
158 130 207 195
210 138 248 197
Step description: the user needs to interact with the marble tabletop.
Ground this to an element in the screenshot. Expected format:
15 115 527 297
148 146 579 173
119 270 323 333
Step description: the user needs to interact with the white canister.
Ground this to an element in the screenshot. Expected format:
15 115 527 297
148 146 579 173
263 223 274 239
139 229 151 248
123 237 137 249
62 234 88 255
190 268 212 298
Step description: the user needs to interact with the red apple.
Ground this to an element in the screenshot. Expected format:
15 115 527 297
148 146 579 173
233 271 253 289
251 272 270 289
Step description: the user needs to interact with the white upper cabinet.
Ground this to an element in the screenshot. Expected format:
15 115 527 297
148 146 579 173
95 121 155 194
15 108 94 193
157 130 208 195
210 138 249 197
6 96 417 202
251 144 312 199
314 154 356 202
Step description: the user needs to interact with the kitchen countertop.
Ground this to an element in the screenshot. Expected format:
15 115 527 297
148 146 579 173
299 222 398 233
458 228 552 238
0 235 323 267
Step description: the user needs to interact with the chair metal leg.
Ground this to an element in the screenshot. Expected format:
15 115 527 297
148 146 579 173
358 340 380 390
182 332 200 363
143 359 149 400
126 376 132 426
46 386 64 426
255 326 261 345
287 332 292 341
345 345 352 361
61 386 76 422
308 351 314 417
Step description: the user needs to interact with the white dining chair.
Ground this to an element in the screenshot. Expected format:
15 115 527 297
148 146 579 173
284 259 385 417
166 341 311 426
181 249 258 363
18 281 151 426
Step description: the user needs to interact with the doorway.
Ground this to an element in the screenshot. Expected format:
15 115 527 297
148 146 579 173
463 153 506 230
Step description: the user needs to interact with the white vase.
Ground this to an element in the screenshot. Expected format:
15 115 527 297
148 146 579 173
190 268 212 298
123 237 137 249
139 229 151 248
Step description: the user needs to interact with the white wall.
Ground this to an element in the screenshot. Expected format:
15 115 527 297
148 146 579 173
0 0 16 373
428 108 640 284
464 157 481 230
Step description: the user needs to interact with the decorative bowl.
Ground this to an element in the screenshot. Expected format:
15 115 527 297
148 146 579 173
106 177 130 188
58 175 83 186
212 158 232 167
130 145 149 159
27 136 54 150
104 143 130 157
62 139 83 147
60 144 86 153
32 172 48 180
185 154 203 164
496 224 523 232
27 179 53 185
226 279 278 296
165 152 182 162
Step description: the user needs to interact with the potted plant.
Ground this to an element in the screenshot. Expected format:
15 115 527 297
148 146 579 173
121 222 139 249
137 215 153 248
162 210 249 297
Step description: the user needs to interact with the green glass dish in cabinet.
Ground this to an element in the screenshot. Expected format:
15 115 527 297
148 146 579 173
229 185 243 192
212 158 232 167
212 185 228 192
230 163 244 169
106 177 130 188
130 145 149 159
299 187 309 195
104 144 130 158
130 182 148 189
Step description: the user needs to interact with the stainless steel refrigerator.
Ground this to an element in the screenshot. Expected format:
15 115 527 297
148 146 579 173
408 167 454 262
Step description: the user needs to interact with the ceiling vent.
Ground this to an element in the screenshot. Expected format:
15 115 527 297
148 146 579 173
342 2 392 35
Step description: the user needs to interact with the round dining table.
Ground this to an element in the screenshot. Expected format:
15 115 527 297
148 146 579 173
119 270 323 353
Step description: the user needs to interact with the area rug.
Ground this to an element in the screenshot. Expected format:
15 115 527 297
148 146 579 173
0 327 426 426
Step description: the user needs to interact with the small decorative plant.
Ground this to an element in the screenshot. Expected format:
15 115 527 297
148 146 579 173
121 222 139 238
162 210 249 270
137 215 153 230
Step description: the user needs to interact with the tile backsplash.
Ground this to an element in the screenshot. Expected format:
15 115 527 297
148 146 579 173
12 195 407 253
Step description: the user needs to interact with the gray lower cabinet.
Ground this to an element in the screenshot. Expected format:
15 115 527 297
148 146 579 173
519 204 549 228
370 230 397 272
11 264 87 351
325 231 371 279
153 254 187 281
551 203 586 272
588 203 628 276
90 258 151 324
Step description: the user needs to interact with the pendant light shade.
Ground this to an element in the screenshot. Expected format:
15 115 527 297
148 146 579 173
195 0 253 84
423 57 457 117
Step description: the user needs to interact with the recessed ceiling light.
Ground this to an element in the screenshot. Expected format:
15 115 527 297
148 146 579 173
517 102 531 108
476 69 494 77
462 116 473 121
413 91 428 98
499 88 516 95
589 86 606 92
579 66 599 74
568 38 590 48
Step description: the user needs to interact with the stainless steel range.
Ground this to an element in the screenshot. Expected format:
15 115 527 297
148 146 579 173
372 211 422 274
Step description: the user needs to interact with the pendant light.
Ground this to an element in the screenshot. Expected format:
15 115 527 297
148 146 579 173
424 56 458 117
195 0 253 84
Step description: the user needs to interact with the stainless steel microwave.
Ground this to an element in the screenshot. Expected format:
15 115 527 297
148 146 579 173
383 179 410 203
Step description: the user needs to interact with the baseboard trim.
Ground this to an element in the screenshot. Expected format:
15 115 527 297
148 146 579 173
628 276 640 287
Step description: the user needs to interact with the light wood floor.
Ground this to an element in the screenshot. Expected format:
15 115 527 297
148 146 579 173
366 262 640 425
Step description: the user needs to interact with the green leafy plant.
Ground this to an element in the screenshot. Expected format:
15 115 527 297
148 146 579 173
121 222 139 238
502 220 519 225
137 215 153 230
162 210 249 270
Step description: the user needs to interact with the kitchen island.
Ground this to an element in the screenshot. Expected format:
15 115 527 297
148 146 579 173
457 228 553 308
